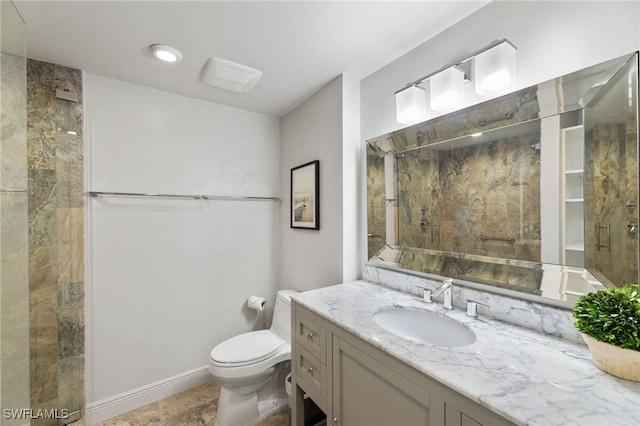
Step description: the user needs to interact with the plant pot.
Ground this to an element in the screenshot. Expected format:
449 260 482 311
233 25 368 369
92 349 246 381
582 333 640 382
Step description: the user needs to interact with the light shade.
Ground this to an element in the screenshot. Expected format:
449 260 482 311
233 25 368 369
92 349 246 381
395 85 427 125
429 66 465 113
200 57 262 93
475 41 516 97
149 44 182 63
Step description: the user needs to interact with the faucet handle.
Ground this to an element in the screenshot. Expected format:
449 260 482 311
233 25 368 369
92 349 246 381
466 300 489 318
413 285 433 303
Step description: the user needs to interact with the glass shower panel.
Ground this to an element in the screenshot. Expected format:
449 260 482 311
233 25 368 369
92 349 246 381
1 0 29 424
26 58 84 424
54 93 84 422
584 55 639 287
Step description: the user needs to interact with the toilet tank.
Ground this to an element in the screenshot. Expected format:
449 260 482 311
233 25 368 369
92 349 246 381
270 289 297 344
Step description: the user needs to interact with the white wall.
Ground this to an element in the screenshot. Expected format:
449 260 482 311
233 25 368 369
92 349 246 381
84 74 280 422
362 0 640 141
279 76 344 292
342 73 362 282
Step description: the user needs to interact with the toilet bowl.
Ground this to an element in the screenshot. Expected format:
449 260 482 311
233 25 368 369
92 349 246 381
209 289 297 426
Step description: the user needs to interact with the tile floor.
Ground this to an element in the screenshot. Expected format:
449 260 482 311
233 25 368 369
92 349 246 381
93 381 290 426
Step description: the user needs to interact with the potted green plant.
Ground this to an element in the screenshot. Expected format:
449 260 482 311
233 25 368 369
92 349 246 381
573 284 640 381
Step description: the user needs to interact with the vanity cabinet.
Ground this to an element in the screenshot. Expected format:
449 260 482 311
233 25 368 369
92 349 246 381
332 335 431 425
294 309 328 409
291 302 515 426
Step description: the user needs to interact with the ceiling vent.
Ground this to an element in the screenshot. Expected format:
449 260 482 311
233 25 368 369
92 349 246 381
199 57 262 93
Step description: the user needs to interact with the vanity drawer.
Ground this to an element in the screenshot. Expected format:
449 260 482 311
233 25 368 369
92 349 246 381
295 344 326 400
295 311 326 363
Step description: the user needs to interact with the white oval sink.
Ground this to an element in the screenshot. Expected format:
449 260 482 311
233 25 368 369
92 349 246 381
373 308 476 347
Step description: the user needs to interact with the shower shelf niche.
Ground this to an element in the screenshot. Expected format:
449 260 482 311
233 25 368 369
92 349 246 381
560 124 585 268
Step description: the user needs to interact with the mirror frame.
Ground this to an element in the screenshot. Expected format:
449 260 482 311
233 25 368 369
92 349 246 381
367 52 639 307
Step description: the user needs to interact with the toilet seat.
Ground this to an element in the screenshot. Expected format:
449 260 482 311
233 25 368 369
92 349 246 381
210 330 284 366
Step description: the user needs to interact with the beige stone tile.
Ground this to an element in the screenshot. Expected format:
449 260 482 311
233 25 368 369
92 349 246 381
28 169 57 247
95 402 162 426
29 246 57 292
94 382 293 426
58 281 85 358
27 87 56 170
58 354 84 412
57 239 84 283
29 329 58 405
27 59 54 89
163 402 216 426
29 399 60 426
159 382 219 420
29 284 57 328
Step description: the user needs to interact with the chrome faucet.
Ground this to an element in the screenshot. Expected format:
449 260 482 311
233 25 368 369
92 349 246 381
466 300 490 318
431 279 454 310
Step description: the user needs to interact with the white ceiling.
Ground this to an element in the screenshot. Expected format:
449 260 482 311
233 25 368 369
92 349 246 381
14 0 489 117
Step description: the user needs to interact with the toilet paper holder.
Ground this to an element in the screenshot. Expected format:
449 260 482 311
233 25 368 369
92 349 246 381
248 296 267 311
248 296 267 329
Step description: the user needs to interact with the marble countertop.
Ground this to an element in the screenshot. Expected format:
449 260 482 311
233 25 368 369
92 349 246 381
291 280 640 426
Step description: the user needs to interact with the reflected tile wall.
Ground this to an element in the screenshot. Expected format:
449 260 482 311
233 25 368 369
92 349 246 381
367 150 385 258
27 59 84 425
397 131 541 263
397 148 441 250
445 133 541 261
585 123 639 285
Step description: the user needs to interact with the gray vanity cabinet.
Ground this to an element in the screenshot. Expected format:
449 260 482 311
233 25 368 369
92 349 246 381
332 335 432 425
292 301 515 426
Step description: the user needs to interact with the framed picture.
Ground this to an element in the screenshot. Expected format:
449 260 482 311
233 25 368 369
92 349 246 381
290 160 320 229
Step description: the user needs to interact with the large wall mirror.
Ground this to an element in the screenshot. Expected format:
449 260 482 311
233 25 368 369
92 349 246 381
367 52 639 306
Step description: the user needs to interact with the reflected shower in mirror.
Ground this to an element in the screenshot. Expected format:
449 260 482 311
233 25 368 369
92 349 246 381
585 56 639 287
367 52 639 306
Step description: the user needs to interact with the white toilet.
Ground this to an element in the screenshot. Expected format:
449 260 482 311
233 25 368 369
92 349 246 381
209 289 297 426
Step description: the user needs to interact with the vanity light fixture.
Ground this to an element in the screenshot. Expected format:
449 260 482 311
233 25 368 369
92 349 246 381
394 39 517 123
149 44 183 63
429 66 465 113
395 85 428 125
474 40 516 97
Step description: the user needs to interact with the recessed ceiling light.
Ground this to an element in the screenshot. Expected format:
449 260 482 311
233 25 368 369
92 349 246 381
149 44 182 63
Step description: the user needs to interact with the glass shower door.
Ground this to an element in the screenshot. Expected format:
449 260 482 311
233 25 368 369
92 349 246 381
1 0 29 425
584 54 639 287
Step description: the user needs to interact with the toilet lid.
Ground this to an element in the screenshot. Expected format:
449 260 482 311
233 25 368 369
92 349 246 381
210 330 283 365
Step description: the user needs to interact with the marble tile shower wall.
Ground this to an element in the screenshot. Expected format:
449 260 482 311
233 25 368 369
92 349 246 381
27 59 84 425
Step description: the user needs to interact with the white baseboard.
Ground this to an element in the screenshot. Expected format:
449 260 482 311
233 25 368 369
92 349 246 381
85 366 212 425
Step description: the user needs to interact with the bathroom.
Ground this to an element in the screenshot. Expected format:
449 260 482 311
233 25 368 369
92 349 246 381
1 1 639 426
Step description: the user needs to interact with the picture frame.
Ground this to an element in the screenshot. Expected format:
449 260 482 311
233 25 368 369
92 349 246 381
290 160 320 229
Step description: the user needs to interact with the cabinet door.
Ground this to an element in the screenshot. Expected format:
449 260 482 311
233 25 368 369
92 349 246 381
332 336 432 426
445 403 483 426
